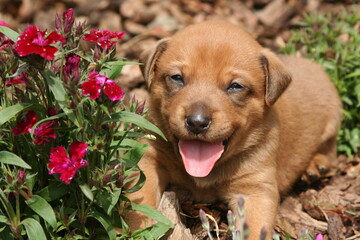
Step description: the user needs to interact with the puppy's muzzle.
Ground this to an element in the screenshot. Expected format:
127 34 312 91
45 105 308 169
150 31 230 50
185 114 211 134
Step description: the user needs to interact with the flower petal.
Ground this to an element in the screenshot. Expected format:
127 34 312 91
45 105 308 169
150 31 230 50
70 142 88 160
48 146 70 174
34 121 57 145
59 166 77 184
81 80 102 100
104 80 124 101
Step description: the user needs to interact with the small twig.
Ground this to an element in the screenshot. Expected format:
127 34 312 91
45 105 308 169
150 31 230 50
205 213 221 240
346 233 360 240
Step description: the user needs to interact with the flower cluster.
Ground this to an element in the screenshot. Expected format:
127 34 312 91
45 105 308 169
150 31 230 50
83 29 124 50
81 72 124 101
0 8 169 239
1 9 126 184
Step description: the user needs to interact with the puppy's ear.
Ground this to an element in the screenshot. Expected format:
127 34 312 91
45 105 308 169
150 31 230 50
139 38 170 91
260 49 292 106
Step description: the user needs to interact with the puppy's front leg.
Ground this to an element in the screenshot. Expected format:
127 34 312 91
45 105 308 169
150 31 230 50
227 183 279 240
125 147 169 231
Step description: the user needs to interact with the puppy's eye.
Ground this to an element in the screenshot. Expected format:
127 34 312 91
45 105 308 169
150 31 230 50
169 74 184 86
227 82 244 93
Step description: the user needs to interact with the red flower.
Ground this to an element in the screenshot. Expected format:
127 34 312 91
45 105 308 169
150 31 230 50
81 72 124 101
14 25 65 60
0 21 14 50
6 73 28 87
48 142 89 184
34 121 57 145
12 111 38 135
83 29 124 50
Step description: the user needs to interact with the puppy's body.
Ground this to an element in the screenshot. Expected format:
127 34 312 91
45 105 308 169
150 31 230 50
127 21 342 239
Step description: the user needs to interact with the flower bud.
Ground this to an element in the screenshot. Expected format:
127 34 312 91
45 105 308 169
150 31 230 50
17 170 26 184
135 101 146 115
55 13 61 30
63 9 75 34
227 210 236 231
199 209 209 231
259 227 267 240
115 173 124 188
102 174 111 185
93 46 101 62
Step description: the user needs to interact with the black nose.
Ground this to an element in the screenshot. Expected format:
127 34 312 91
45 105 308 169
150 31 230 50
185 114 211 134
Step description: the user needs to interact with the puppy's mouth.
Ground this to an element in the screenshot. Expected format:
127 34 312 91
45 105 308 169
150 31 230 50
178 139 228 178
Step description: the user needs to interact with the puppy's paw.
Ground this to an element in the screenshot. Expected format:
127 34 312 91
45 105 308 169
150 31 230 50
301 153 330 183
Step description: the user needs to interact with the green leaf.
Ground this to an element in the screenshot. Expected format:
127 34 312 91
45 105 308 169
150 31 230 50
79 183 94 201
344 69 360 79
0 103 32 126
0 215 8 223
131 222 172 240
0 151 31 169
43 70 79 127
102 60 124 80
122 139 148 165
105 111 166 140
123 170 146 194
37 182 70 202
148 222 173 239
0 26 19 42
128 203 173 228
108 188 121 215
0 189 16 225
94 189 122 215
21 218 47 240
102 60 140 80
0 223 13 240
88 210 116 240
25 195 57 229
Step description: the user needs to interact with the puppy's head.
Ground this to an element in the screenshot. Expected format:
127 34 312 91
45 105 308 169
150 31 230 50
140 21 291 177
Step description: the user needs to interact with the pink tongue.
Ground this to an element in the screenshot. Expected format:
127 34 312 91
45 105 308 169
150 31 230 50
178 140 224 177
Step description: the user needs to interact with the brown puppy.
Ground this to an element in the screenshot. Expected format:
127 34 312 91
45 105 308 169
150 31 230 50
126 21 342 239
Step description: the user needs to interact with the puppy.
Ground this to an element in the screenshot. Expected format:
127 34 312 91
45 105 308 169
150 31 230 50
126 21 342 239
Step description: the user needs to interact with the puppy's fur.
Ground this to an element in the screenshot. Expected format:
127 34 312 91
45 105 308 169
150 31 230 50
126 21 342 239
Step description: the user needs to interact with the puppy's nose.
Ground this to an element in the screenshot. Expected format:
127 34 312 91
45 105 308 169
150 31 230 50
185 114 211 134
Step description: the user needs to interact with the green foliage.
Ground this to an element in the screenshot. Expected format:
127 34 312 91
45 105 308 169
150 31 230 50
281 7 360 156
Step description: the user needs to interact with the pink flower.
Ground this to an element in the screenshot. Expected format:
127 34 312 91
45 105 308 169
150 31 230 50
14 25 65 60
12 111 38 135
83 29 124 50
48 142 89 184
81 72 124 101
34 121 57 145
315 234 323 240
0 21 8 27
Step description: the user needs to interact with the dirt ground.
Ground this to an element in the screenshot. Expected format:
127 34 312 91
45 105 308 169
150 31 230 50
0 0 359 239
